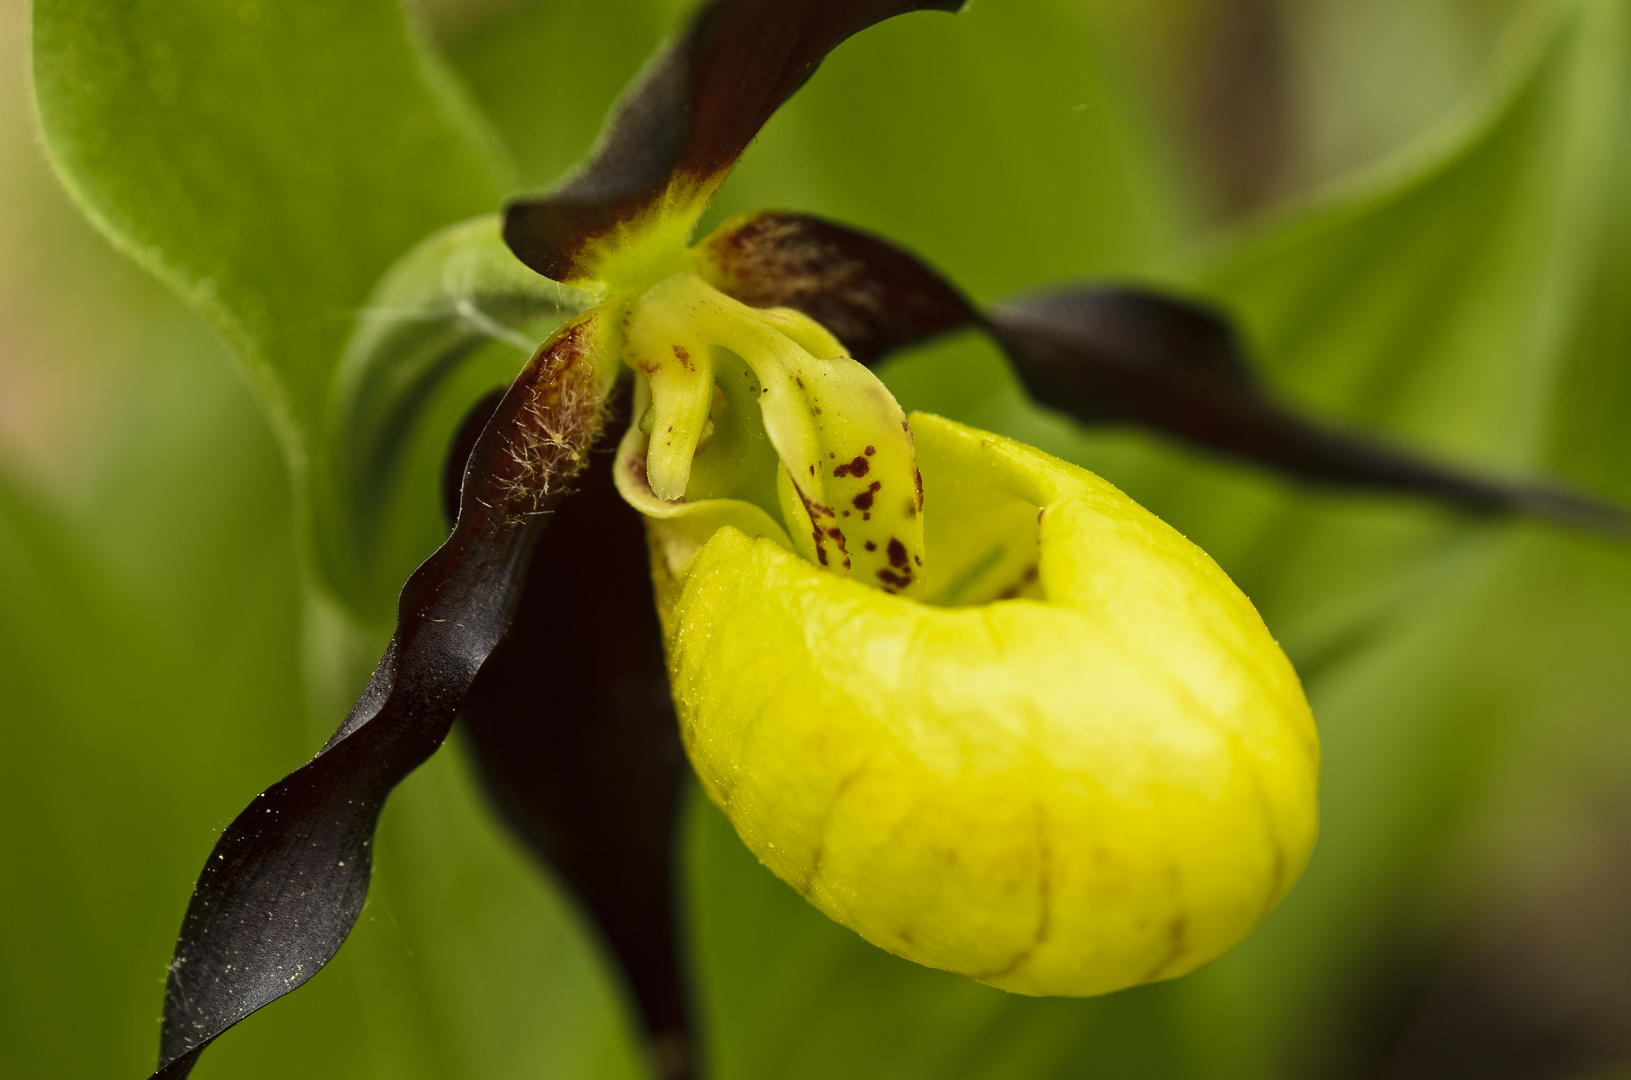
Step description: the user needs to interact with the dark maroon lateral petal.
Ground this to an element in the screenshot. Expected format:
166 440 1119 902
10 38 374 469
682 210 1625 535
151 314 614 1079
502 0 965 283
697 211 977 362
989 287 1631 537
441 387 697 1080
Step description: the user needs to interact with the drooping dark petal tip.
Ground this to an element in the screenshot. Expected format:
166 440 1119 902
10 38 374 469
988 287 1631 540
150 313 614 1080
443 386 698 1079
697 211 977 363
503 0 966 285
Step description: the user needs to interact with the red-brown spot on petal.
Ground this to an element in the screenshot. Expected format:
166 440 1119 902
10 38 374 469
833 455 871 479
887 538 909 569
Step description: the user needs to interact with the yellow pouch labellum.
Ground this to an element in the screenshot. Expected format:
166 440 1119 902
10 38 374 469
652 412 1319 997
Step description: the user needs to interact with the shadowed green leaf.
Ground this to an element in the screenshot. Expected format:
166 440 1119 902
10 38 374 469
32 0 509 477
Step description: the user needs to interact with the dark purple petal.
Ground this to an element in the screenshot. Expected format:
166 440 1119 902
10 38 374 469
698 211 976 362
989 287 1631 537
151 314 613 1079
444 388 696 1080
503 0 965 283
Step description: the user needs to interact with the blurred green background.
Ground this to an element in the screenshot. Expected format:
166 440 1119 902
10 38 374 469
5 0 1631 1077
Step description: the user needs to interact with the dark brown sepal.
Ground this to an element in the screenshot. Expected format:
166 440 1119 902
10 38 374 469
503 0 965 284
444 385 698 1080
150 314 612 1079
989 287 1631 538
698 211 977 363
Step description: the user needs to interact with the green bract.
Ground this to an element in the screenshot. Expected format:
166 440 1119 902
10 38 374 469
642 407 1318 996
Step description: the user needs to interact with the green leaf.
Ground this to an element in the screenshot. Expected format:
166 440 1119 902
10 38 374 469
32 0 509 483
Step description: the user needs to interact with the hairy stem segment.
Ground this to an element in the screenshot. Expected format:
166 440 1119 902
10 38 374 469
151 312 615 1079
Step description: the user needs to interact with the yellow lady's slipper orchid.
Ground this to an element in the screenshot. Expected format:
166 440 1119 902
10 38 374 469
612 272 1318 997
650 419 1320 993
144 0 1628 1073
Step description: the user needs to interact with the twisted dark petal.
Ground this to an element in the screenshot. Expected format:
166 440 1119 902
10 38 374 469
989 287 1631 537
443 388 696 1080
151 316 611 1079
689 212 1624 535
502 0 964 282
699 211 977 362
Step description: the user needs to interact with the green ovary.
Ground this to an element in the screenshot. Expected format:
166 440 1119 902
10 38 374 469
614 279 1319 996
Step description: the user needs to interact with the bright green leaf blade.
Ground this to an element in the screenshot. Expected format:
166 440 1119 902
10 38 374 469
31 0 510 472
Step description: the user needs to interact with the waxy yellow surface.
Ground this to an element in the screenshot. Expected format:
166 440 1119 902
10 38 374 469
651 413 1319 997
